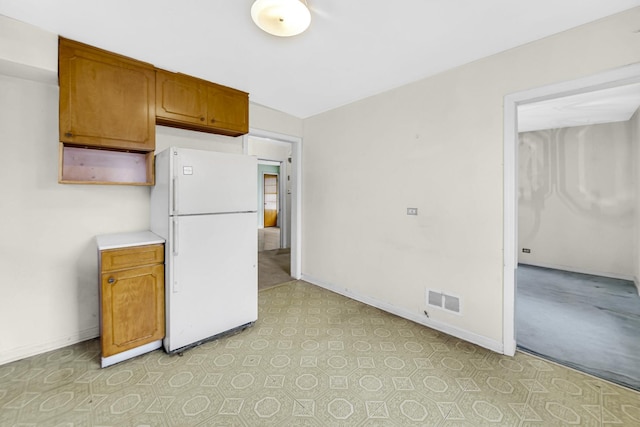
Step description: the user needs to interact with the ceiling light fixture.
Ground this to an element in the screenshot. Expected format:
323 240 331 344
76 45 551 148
251 0 311 37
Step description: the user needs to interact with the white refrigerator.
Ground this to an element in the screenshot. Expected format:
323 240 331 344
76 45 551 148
150 147 258 353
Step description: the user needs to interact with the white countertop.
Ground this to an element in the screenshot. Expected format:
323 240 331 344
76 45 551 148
96 231 164 251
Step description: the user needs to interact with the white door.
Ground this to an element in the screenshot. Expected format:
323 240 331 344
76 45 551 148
172 148 257 215
165 212 257 352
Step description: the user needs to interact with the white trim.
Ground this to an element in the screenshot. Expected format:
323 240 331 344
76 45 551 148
249 128 302 279
258 159 281 166
519 262 635 282
503 89 518 357
303 274 503 354
503 63 640 357
277 160 287 246
101 339 162 368
0 327 99 366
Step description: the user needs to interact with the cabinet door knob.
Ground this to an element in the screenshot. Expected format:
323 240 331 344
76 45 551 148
210 118 215 123
65 132 73 137
108 277 115 284
200 117 205 121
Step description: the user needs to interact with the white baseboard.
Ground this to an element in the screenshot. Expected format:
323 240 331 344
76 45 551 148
301 274 503 354
519 261 634 282
0 327 99 366
102 339 161 368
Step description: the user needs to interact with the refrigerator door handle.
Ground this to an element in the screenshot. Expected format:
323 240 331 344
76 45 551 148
172 176 178 215
172 217 179 293
173 217 179 257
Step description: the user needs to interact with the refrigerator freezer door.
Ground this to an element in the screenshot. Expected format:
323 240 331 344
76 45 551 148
164 212 258 353
171 148 257 215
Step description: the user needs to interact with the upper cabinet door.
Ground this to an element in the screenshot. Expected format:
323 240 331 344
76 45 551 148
156 70 208 127
207 85 249 136
58 38 156 152
155 67 249 137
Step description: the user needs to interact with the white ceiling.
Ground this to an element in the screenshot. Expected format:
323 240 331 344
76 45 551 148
518 83 640 132
1 0 639 118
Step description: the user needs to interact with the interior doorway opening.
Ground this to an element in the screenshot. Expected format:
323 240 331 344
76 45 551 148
247 131 300 290
263 173 278 228
257 160 284 252
503 64 640 392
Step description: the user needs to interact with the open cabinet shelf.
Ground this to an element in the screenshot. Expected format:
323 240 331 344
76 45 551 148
58 144 154 185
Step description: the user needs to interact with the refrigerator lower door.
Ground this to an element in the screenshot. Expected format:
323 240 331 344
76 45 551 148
165 212 257 353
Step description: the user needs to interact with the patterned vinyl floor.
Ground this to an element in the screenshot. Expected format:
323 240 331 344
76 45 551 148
1 281 639 426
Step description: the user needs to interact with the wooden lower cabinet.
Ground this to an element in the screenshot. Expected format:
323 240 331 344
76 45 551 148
99 243 164 366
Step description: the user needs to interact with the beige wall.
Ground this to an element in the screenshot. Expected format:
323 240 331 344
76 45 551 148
0 16 303 364
518 122 635 278
301 8 640 349
0 15 56 83
250 103 303 138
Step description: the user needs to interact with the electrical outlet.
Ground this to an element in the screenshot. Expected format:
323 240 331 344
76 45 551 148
522 248 531 253
407 208 418 216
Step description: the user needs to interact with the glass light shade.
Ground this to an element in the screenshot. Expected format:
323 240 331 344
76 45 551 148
251 0 311 37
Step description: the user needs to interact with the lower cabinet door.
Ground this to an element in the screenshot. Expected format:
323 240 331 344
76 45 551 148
101 264 164 357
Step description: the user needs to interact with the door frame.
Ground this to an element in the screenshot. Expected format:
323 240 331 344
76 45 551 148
257 160 283 232
244 128 303 280
261 170 280 229
502 62 640 356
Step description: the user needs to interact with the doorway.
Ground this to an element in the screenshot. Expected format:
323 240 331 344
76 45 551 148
263 173 278 228
258 165 290 289
247 131 300 290
257 162 283 252
503 63 640 390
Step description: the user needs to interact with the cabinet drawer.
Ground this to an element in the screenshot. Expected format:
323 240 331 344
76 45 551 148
101 244 164 271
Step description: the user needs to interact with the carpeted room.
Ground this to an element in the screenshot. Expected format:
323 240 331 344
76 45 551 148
516 114 640 392
517 265 640 391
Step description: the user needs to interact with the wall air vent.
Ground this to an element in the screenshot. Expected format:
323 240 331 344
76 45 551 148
428 290 443 307
444 295 460 313
426 289 461 314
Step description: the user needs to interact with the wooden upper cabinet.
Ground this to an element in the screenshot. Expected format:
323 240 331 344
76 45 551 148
156 69 249 137
207 84 249 135
58 37 156 151
156 70 207 126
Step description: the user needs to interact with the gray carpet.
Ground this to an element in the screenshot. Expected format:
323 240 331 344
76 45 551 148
516 264 640 391
258 248 292 290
